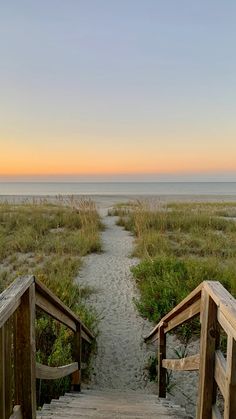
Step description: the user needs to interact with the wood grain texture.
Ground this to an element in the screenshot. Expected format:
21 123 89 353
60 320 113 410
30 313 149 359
71 323 82 391
157 325 166 398
36 362 78 380
145 282 202 342
36 389 191 418
0 275 95 419
4 319 12 419
14 284 36 419
204 281 236 333
36 292 76 332
0 276 34 328
214 350 226 399
196 290 218 419
164 299 201 333
218 310 236 341
162 354 200 371
224 336 236 419
0 326 5 419
35 279 94 342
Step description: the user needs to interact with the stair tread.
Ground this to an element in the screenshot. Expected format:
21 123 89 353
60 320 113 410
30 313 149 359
37 390 192 419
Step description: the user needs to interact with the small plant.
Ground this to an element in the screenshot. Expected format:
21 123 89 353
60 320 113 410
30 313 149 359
146 355 158 381
173 345 188 359
166 370 176 394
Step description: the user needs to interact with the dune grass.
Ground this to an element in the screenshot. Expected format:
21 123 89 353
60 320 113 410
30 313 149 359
0 197 102 403
113 200 236 330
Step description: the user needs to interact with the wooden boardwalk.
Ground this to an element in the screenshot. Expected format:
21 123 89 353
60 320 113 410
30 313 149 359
1 276 236 418
37 389 191 418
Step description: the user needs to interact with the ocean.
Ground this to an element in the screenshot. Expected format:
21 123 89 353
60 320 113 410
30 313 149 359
0 182 236 196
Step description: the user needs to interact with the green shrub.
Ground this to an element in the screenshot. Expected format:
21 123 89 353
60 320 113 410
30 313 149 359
0 198 101 405
132 255 236 323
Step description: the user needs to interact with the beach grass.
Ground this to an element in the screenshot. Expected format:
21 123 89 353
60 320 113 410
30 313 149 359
113 200 236 330
0 197 102 403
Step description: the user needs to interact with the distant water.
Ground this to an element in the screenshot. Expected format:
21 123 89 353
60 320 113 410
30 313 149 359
0 182 236 196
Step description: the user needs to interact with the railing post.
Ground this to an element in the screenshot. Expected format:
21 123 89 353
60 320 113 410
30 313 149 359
158 324 166 398
224 335 236 418
197 289 218 419
5 319 12 418
14 283 36 419
0 320 14 419
71 323 82 392
0 326 5 419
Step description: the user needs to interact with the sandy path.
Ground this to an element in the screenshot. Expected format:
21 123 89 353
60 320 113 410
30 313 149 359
77 211 199 416
77 213 154 390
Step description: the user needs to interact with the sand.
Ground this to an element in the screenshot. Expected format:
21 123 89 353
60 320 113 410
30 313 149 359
77 213 155 391
1 193 236 207
73 197 207 417
76 206 199 416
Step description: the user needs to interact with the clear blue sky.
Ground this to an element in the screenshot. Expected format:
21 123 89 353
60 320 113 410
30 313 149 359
0 1 236 181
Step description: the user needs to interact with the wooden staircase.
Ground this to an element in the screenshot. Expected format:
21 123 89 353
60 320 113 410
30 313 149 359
37 389 192 418
1 276 236 418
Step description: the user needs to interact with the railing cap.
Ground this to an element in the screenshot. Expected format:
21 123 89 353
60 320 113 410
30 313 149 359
145 280 236 343
0 275 94 342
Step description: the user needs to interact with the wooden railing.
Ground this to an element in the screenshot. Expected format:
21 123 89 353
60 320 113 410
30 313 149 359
0 275 94 419
145 281 236 419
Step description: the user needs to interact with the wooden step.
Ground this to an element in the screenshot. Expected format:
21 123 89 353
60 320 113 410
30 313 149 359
37 389 192 419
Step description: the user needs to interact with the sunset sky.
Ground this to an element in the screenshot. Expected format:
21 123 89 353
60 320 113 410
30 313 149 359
0 1 236 181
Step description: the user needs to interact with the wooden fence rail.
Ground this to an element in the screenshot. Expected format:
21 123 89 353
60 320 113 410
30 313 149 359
0 275 94 419
145 280 236 419
2 276 236 419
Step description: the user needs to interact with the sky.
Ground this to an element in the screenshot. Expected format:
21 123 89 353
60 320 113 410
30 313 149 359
0 1 236 181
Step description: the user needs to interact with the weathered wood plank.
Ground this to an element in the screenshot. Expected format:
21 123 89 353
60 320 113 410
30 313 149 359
164 299 201 333
35 279 94 342
145 282 202 342
218 310 236 341
4 319 12 418
36 362 78 380
0 276 34 328
157 325 166 398
36 293 76 332
0 326 5 419
9 405 23 419
81 329 92 344
224 336 236 418
214 350 226 399
204 281 236 334
71 324 82 392
0 275 95 419
197 290 218 419
14 284 36 419
162 354 200 371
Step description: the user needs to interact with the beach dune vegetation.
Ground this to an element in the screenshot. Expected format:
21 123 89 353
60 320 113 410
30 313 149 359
0 197 102 403
113 201 236 329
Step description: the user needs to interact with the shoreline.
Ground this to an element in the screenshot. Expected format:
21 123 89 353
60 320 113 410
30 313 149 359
0 193 236 208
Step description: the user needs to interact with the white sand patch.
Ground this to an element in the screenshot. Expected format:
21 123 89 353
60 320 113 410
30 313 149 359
77 214 155 391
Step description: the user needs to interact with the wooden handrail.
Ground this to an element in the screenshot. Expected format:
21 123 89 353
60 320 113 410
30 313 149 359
0 276 94 419
145 282 203 342
145 280 236 419
35 279 94 343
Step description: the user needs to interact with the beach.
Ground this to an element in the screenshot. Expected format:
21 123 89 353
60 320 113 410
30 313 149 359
1 193 236 416
1 192 236 208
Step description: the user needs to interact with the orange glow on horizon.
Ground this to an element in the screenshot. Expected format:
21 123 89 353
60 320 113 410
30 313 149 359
1 157 235 177
1 133 236 178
